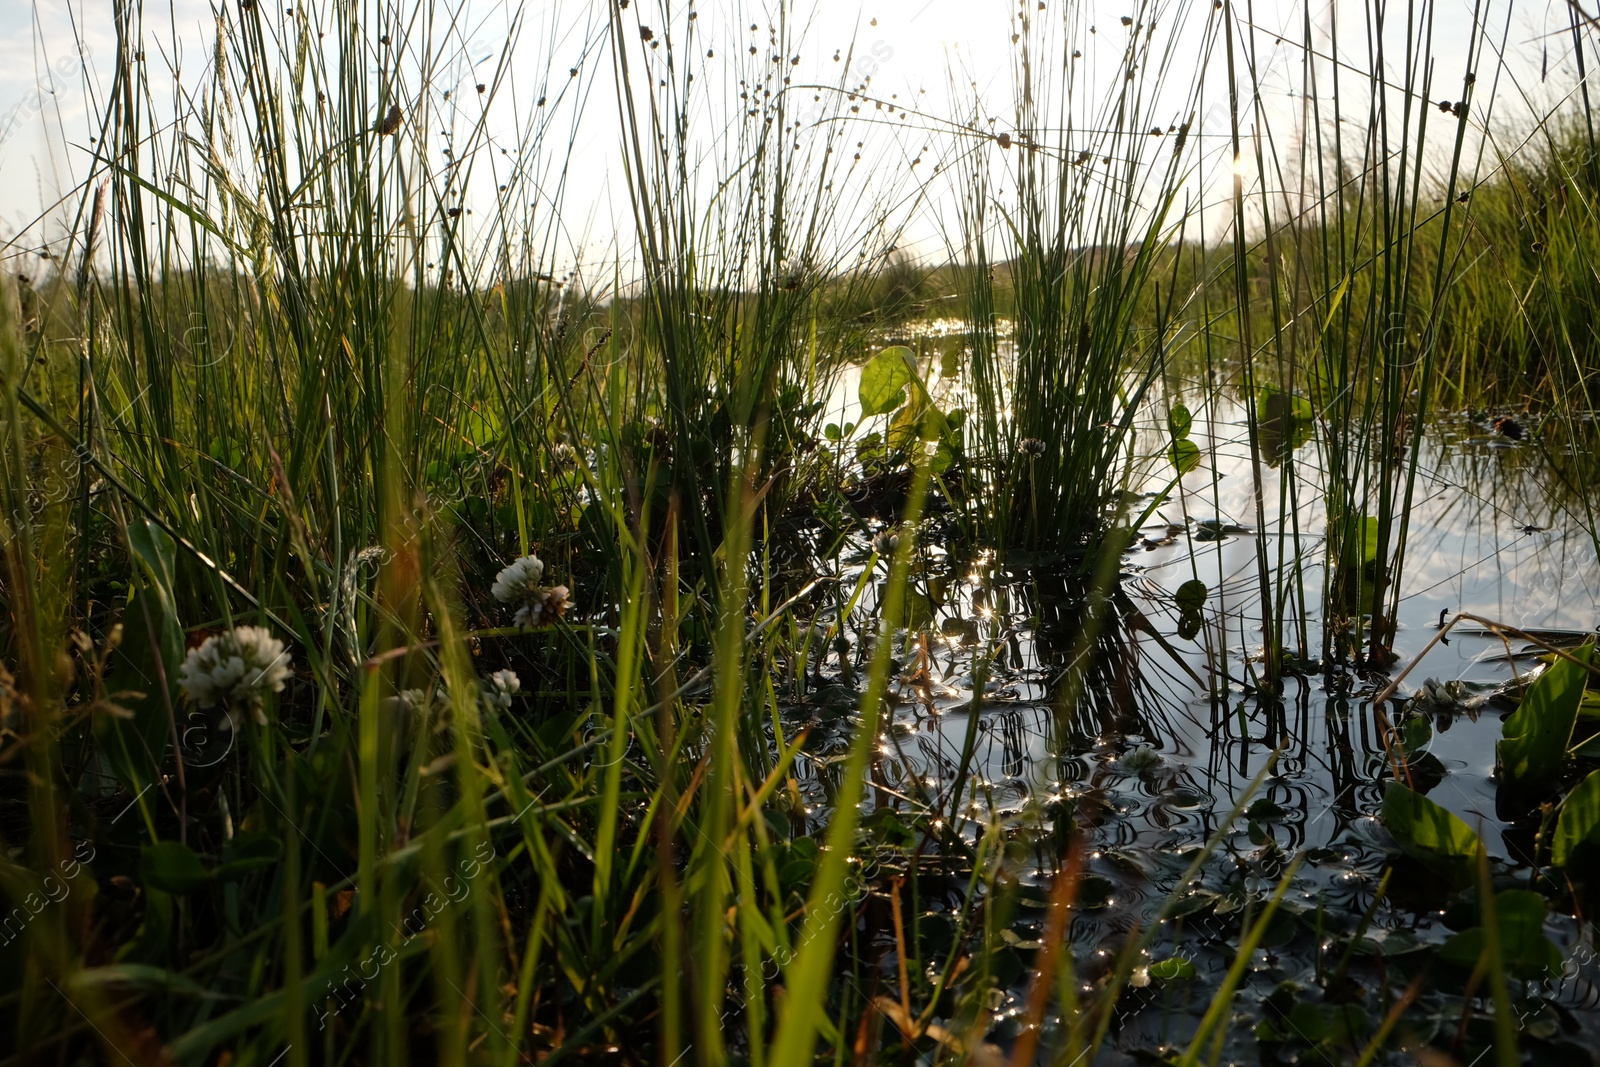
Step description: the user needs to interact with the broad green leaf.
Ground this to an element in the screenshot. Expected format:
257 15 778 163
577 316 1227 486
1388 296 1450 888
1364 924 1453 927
1148 956 1197 981
1554 769 1600 868
1439 890 1562 980
1175 579 1208 612
940 349 962 379
1580 689 1600 719
462 407 501 447
917 404 949 443
1399 715 1432 759
1497 641 1594 803
206 436 243 468
1380 780 1479 885
1169 439 1201 474
141 841 211 895
859 346 916 416
1168 403 1193 441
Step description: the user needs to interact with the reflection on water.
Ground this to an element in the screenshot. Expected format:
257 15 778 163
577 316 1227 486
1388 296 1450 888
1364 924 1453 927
788 399 1600 1061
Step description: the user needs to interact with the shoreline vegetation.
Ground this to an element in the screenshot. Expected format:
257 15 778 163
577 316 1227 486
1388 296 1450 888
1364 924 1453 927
3 1 1600 1064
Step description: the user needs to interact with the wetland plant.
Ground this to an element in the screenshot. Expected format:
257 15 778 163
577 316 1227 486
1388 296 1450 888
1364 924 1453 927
0 0 1598 1065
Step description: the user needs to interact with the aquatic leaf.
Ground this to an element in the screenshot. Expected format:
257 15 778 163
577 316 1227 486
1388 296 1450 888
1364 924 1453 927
1284 1001 1370 1044
1076 875 1115 909
823 422 842 442
940 349 962 379
1168 403 1193 441
1497 641 1594 808
859 346 916 416
1380 780 1479 885
1439 890 1562 980
141 841 211 895
1398 715 1432 759
1148 957 1197 981
1580 689 1600 719
1256 386 1314 464
1553 769 1600 869
1169 439 1201 474
1175 579 1208 612
1246 797 1286 822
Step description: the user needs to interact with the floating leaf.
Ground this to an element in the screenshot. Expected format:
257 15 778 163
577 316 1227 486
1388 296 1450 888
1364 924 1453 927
1169 439 1201 474
1398 715 1432 759
1148 957 1197 981
1380 780 1479 886
859 346 916 416
1497 641 1594 812
1167 403 1193 441
1246 797 1286 822
1175 579 1208 612
1439 890 1562 980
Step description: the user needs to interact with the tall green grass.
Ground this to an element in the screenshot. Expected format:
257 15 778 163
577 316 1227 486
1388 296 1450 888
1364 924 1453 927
1 0 1598 1064
953 0 1215 561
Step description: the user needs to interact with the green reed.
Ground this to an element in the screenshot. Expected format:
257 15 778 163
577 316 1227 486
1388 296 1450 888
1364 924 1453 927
1 0 1597 1064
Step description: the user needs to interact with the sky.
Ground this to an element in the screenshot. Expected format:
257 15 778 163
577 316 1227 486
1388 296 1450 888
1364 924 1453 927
0 0 1589 277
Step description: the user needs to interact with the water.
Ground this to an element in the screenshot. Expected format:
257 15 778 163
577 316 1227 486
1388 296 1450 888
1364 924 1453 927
789 393 1600 1062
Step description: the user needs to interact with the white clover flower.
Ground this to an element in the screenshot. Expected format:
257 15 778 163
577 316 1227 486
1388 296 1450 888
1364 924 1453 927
481 670 521 712
492 556 574 628
178 626 291 724
430 671 523 717
389 688 430 717
491 555 545 605
514 584 571 627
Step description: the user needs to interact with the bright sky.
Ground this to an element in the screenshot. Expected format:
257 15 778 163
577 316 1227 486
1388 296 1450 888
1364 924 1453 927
0 0 1587 275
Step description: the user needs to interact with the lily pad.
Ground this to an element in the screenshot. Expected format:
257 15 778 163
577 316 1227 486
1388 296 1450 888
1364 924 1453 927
1439 890 1563 980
